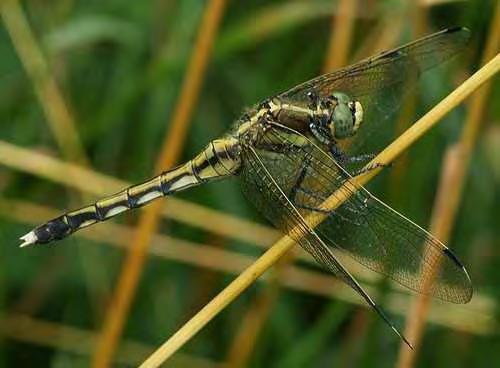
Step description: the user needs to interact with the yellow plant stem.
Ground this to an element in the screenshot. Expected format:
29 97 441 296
0 0 87 164
323 0 357 72
1 314 219 368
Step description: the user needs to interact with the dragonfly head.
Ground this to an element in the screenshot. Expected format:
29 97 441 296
329 92 363 140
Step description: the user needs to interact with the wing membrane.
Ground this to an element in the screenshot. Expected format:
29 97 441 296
239 142 411 345
278 27 470 154
279 27 469 102
242 122 472 304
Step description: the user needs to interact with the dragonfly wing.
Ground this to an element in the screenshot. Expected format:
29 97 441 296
278 27 470 155
243 122 472 304
239 141 411 346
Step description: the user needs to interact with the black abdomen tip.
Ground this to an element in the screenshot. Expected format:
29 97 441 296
33 217 72 244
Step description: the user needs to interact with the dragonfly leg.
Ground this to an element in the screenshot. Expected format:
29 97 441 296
329 144 372 165
288 157 311 203
329 144 390 176
291 181 365 226
352 161 391 176
294 187 365 216
348 153 376 162
294 202 363 226
286 147 366 225
329 144 350 165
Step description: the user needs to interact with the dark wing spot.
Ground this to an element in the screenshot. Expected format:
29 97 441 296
442 247 465 269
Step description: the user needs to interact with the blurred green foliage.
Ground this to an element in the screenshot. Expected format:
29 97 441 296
1 0 499 367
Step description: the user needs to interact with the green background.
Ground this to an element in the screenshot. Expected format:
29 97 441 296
0 0 499 367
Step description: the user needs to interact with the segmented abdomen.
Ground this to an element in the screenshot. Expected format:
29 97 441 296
28 138 241 244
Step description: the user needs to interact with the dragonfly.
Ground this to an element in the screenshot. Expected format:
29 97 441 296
20 27 473 347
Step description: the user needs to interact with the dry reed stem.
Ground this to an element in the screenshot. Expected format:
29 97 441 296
188 233 224 300
351 0 430 63
225 278 281 367
0 198 495 335
396 147 461 368
323 0 357 72
0 314 221 368
156 0 226 167
339 308 370 366
91 1 227 366
387 91 417 203
387 5 427 208
224 252 292 367
139 49 500 368
397 5 500 367
1 0 111 320
351 14 403 62
0 0 87 164
419 0 464 5
11 254 65 315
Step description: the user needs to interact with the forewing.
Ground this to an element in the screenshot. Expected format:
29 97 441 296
278 27 470 154
243 122 472 304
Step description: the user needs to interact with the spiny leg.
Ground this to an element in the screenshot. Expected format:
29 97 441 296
329 144 374 166
352 161 390 177
293 187 366 216
288 157 311 203
329 144 389 176
292 187 364 226
287 159 364 226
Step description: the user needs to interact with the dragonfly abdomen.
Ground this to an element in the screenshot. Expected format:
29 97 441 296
20 138 241 246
